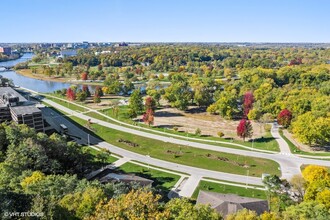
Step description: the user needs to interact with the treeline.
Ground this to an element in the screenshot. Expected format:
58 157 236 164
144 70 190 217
0 123 221 219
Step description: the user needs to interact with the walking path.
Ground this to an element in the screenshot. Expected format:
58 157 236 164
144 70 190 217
112 157 131 167
271 122 292 154
18 87 330 198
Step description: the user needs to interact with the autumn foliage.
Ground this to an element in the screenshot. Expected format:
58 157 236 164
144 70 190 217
66 87 76 101
277 109 293 128
143 97 156 126
237 119 253 141
243 91 254 117
289 58 302 66
81 72 88 80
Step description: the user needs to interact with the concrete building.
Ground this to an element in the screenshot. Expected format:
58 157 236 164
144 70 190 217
0 47 12 56
0 87 44 132
196 191 269 218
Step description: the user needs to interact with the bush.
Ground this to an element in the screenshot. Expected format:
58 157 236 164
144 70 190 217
217 131 224 138
195 128 201 136
206 103 217 114
264 124 272 132
173 127 178 132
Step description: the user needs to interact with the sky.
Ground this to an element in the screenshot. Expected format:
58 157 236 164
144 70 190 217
1 0 329 43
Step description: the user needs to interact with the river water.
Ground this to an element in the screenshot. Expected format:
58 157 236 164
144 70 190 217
0 53 166 93
0 53 79 93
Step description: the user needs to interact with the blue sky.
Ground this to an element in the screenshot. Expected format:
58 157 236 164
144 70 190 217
1 0 329 43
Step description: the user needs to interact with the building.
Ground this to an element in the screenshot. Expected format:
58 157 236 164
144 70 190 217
196 191 269 218
99 173 153 187
0 87 44 132
0 47 12 56
86 165 153 187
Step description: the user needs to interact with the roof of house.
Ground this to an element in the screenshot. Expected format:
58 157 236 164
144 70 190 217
196 191 268 217
100 173 154 185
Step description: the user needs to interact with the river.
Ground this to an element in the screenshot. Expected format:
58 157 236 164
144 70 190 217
0 53 165 93
0 53 94 93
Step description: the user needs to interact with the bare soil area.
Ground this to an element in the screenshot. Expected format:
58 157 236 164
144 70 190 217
153 106 266 139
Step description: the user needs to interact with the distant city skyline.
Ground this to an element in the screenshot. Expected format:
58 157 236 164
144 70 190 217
1 0 329 43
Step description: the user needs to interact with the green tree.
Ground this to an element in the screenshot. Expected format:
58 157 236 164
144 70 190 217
128 90 143 118
164 73 192 110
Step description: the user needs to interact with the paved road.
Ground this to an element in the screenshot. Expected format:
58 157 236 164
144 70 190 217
41 98 330 181
271 122 291 154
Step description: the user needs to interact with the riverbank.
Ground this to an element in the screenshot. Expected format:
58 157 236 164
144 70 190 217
0 53 23 62
15 68 103 86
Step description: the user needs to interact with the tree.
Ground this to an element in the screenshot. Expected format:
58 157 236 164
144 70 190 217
81 72 88 80
66 87 75 101
243 91 254 116
60 186 106 219
236 119 253 141
277 109 292 128
142 97 156 126
82 85 91 97
128 90 143 118
302 165 329 183
164 198 221 220
164 73 192 110
226 208 258 220
88 189 167 220
21 171 45 191
195 128 201 136
215 91 239 119
93 93 101 104
76 90 88 102
283 201 330 220
122 79 135 95
291 112 315 145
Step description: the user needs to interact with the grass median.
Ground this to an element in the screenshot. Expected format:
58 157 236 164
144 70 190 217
66 114 281 177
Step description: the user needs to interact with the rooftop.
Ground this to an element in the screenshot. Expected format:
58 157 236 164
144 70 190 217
0 87 27 102
10 105 42 115
197 191 268 217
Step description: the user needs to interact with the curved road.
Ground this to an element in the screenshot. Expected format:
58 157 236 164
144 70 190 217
39 97 330 180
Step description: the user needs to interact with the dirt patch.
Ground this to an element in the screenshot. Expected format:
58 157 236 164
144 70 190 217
149 106 266 139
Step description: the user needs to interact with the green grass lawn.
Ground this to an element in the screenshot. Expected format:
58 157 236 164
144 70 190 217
43 98 280 177
279 130 330 156
83 146 118 164
192 180 266 199
69 115 280 177
44 94 279 152
45 95 88 112
118 162 180 191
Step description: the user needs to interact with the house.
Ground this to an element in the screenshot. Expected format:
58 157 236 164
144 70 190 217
196 191 268 217
99 173 153 187
86 165 153 187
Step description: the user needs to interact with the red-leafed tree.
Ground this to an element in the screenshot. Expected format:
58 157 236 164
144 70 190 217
237 119 253 141
277 109 293 128
81 72 88 81
66 87 76 101
289 58 303 66
243 91 254 117
143 97 156 126
97 64 103 71
94 86 104 97
82 85 91 97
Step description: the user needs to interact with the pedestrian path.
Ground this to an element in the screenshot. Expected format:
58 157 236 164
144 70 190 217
112 157 131 167
178 175 203 197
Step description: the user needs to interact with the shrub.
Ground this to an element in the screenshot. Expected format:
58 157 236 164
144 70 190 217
195 128 201 136
217 131 224 138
